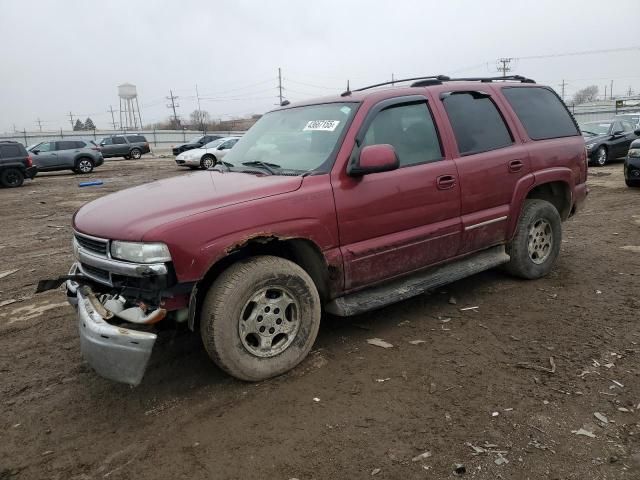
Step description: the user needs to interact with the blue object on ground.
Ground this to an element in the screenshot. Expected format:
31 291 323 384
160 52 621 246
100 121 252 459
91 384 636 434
79 180 103 187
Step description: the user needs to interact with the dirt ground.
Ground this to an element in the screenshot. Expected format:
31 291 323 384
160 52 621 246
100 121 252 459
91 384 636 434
1 158 640 480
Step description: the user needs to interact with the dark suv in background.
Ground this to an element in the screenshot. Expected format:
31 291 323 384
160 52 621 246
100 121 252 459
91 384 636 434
99 134 150 159
0 141 37 187
172 134 223 155
29 139 103 174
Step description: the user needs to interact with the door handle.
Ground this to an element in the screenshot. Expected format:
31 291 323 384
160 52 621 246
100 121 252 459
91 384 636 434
436 175 456 190
508 160 524 173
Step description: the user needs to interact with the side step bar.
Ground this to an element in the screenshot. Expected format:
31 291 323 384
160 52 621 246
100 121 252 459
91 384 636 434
325 245 510 317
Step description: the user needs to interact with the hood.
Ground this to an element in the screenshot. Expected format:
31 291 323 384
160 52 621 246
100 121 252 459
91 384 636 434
630 138 640 149
583 134 608 144
74 172 303 241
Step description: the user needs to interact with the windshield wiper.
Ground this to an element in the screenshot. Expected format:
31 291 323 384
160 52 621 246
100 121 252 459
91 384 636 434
581 130 597 136
241 161 280 175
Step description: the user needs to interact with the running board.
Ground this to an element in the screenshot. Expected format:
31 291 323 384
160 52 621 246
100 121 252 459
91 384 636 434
325 245 510 317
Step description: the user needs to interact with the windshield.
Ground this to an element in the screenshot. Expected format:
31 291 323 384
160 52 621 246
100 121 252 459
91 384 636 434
190 136 204 144
222 103 356 173
579 122 611 136
203 138 226 149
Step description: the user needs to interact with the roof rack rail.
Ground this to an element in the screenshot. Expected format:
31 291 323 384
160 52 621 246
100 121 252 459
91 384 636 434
341 75 451 96
448 75 536 84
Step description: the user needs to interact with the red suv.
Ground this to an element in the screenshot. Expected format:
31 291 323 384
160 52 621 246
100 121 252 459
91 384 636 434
47 75 588 385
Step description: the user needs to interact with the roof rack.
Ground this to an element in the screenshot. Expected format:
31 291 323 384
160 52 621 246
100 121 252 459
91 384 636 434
340 74 535 96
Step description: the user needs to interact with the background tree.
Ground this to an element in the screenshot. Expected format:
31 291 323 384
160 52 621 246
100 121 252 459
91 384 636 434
572 85 599 105
190 109 210 131
73 119 85 131
84 117 96 130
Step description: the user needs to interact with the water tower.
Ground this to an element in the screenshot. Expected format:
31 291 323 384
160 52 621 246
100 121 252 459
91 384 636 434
118 83 143 131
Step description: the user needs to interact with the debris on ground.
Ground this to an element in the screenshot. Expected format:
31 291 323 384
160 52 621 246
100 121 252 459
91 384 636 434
367 338 394 349
429 382 437 394
313 397 320 402
572 428 596 438
408 339 426 345
528 439 556 454
494 453 509 466
610 379 624 388
491 411 499 417
0 269 19 280
0 299 18 308
460 306 479 311
453 463 466 475
411 451 432 462
78 180 103 187
371 468 381 476
593 412 608 424
375 378 390 383
516 356 556 374
448 296 457 305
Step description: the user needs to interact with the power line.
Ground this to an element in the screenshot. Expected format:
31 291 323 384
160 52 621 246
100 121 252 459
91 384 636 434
515 45 640 61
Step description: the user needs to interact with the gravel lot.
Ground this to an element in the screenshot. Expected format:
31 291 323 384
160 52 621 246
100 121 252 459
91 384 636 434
1 157 639 479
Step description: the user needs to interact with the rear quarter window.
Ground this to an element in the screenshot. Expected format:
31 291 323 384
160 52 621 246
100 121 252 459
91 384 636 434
0 145 22 158
126 135 146 143
502 87 579 140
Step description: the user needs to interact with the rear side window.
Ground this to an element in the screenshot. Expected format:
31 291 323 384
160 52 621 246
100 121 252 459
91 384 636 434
57 141 78 150
442 92 513 155
0 145 21 158
126 135 146 143
502 87 579 140
362 102 443 166
113 136 126 145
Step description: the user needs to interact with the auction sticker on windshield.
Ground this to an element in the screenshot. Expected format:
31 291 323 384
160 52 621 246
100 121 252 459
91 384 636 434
304 120 340 132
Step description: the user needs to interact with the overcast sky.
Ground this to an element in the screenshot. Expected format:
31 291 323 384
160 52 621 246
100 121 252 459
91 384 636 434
1 0 639 132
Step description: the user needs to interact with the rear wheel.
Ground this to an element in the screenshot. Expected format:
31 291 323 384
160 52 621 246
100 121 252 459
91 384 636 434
594 146 608 167
75 158 94 174
123 155 131 160
626 179 640 188
0 168 24 188
200 256 321 381
130 148 142 159
201 155 216 169
505 199 562 279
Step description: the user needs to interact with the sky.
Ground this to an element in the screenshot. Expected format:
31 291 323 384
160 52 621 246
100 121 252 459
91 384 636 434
1 0 639 133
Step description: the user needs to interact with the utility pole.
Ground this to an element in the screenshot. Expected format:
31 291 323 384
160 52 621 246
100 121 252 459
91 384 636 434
68 112 75 130
36 118 43 132
628 86 633 97
166 89 180 127
559 80 567 101
391 73 395 85
278 67 284 105
610 80 614 99
497 58 512 78
196 84 205 134
108 105 117 130
604 85 607 100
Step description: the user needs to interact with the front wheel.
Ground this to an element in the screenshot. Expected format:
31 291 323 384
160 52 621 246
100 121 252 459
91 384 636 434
505 199 562 279
0 168 24 188
130 148 142 160
200 256 321 381
200 155 216 169
594 146 608 167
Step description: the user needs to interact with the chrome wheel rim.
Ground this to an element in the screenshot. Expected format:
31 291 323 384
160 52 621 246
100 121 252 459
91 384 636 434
78 160 92 173
202 157 214 169
528 218 553 264
597 148 607 166
238 287 300 358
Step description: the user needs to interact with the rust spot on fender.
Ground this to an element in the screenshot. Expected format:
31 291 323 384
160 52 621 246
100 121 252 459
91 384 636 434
224 232 292 254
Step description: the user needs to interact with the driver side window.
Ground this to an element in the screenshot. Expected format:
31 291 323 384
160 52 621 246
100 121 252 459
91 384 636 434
36 142 54 152
101 138 113 146
362 102 443 167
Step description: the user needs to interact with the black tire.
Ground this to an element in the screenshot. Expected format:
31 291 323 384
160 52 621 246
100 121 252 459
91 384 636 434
188 166 199 170
200 255 321 381
130 148 142 160
124 155 131 160
626 179 640 188
200 154 216 169
0 168 24 188
75 158 94 174
594 146 608 167
505 199 562 279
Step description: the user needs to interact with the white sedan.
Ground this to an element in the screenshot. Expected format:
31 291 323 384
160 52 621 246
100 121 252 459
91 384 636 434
175 136 240 169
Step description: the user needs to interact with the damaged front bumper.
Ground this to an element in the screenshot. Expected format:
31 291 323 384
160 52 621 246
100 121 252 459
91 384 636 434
66 268 157 386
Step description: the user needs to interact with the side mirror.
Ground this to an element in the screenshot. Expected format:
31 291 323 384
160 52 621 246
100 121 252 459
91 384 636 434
634 128 640 136
612 130 625 137
348 144 399 176
31 149 39 154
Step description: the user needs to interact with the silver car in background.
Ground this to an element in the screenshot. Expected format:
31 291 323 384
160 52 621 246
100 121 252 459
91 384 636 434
175 136 240 169
28 139 104 174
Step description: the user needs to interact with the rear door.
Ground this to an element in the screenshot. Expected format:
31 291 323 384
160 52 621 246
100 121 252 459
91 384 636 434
112 136 128 155
55 141 81 167
332 95 462 290
436 88 531 255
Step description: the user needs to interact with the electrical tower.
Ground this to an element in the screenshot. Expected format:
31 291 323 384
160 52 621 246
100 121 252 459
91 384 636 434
166 89 180 127
497 58 513 78
68 112 75 130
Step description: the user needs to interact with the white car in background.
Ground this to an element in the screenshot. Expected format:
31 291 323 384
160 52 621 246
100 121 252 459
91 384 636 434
175 136 240 169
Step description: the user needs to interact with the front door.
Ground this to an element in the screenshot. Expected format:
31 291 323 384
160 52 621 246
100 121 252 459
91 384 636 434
112 136 129 155
32 141 59 170
332 96 462 291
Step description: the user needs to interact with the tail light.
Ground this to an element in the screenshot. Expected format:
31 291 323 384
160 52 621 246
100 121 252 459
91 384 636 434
25 155 33 168
145 142 149 148
92 146 101 151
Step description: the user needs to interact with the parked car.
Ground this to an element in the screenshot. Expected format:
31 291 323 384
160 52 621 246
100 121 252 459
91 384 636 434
28 139 104 174
614 112 640 127
0 141 37 187
45 74 588 386
579 119 639 166
175 136 240 169
172 135 224 156
624 137 640 187
98 134 150 159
